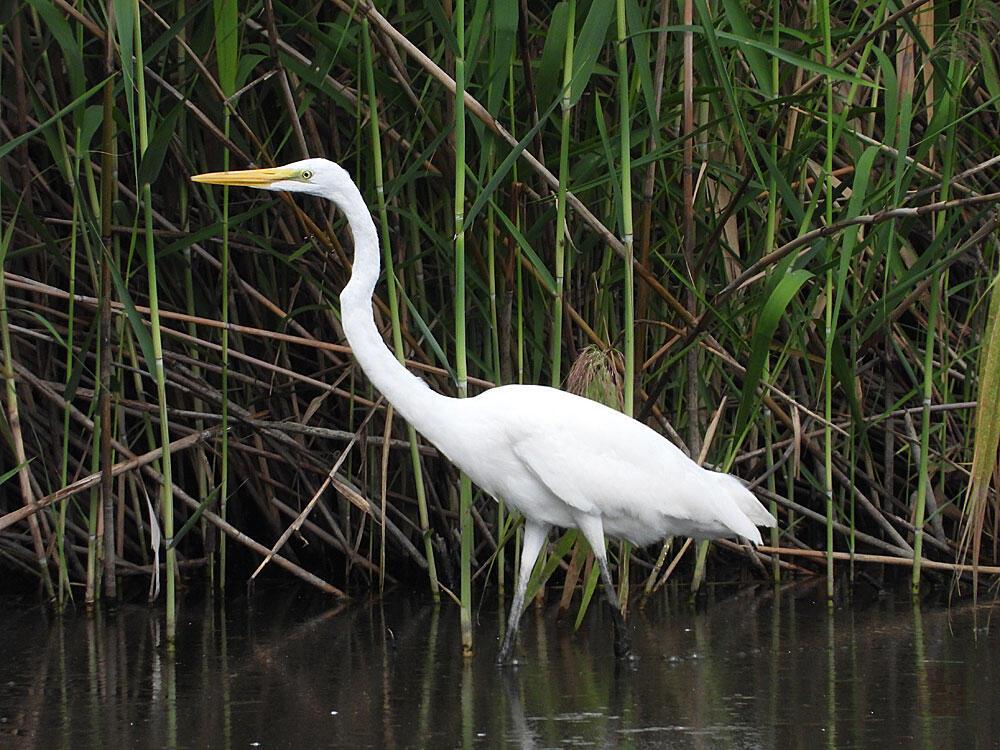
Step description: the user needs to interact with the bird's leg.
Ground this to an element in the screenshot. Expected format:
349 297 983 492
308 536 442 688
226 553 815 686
594 553 633 659
497 520 549 665
575 514 633 660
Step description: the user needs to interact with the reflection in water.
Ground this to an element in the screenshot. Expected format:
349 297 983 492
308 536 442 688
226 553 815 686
0 582 997 748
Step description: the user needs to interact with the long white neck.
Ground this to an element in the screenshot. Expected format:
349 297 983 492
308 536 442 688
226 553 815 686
335 182 453 441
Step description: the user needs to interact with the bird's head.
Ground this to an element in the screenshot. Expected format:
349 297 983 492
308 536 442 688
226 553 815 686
192 157 353 204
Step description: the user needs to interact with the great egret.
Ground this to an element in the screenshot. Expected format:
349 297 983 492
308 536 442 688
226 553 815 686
192 158 777 663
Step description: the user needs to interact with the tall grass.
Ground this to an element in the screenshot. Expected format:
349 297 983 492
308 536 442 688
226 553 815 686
3 0 1000 630
451 0 474 653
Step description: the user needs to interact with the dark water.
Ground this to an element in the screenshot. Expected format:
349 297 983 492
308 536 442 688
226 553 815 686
0 581 997 749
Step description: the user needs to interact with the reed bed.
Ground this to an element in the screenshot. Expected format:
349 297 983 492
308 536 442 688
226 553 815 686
2 0 1000 631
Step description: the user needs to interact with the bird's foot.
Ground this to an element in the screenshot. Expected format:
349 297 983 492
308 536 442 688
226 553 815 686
496 652 520 667
617 648 639 664
496 641 518 667
614 635 635 661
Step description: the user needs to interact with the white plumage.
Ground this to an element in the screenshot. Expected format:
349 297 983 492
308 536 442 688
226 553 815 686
192 158 777 663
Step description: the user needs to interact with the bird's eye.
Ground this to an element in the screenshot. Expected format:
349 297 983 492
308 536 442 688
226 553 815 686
301 170 313 180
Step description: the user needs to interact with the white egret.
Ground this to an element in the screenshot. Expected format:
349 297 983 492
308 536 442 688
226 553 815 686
192 158 777 664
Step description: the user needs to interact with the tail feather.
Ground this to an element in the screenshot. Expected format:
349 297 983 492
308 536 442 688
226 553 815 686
718 473 776 536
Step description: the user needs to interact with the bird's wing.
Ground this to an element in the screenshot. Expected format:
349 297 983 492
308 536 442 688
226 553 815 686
502 391 735 541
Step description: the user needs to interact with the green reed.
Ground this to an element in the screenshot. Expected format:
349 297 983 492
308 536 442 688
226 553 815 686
452 0 475 653
362 18 439 596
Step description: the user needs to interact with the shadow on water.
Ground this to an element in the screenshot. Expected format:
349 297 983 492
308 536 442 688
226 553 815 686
0 581 997 748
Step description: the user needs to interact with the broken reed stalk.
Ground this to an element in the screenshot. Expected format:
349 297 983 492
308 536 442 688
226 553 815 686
756 546 1000 577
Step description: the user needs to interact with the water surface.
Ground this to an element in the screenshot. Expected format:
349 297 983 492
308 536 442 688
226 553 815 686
0 581 996 748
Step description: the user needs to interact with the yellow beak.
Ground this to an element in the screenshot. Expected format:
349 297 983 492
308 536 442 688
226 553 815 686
191 166 298 187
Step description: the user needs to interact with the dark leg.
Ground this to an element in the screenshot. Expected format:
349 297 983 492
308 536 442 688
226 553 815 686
595 552 633 658
576 514 633 659
497 521 549 665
